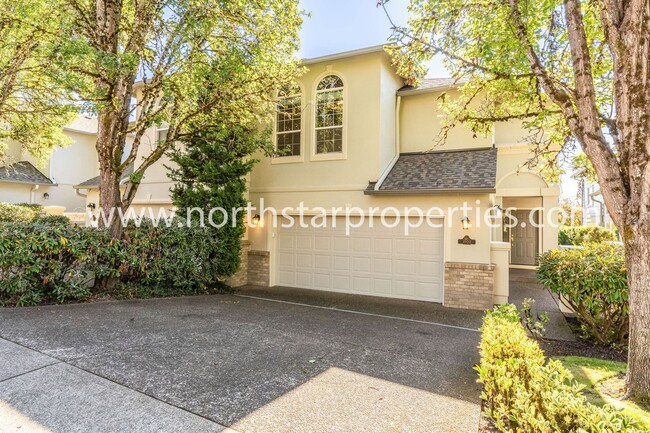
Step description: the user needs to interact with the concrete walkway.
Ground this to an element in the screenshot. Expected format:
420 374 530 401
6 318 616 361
0 293 483 433
509 269 576 341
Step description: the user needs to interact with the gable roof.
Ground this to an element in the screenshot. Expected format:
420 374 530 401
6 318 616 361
365 148 498 195
0 161 54 185
74 163 134 189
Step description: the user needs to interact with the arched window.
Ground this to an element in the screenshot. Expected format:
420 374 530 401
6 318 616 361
275 84 302 157
315 75 344 154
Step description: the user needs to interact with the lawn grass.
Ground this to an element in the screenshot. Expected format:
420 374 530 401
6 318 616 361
555 356 650 429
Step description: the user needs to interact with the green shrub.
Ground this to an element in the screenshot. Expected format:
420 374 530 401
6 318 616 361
118 219 229 296
559 225 617 246
0 218 234 306
0 202 40 223
537 243 628 346
35 214 71 225
0 221 119 306
477 305 639 432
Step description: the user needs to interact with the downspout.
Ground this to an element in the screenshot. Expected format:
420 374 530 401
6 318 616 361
30 184 40 204
591 194 605 227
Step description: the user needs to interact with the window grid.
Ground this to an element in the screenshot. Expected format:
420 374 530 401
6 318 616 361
315 75 343 155
275 87 301 157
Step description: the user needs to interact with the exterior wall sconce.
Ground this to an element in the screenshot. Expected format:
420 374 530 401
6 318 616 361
43 192 50 199
251 214 261 227
87 203 96 210
461 216 470 230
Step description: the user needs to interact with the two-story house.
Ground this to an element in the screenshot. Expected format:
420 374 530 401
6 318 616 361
77 46 560 310
0 115 100 213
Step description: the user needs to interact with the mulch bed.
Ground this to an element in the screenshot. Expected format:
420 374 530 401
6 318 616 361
540 317 627 362
539 338 627 362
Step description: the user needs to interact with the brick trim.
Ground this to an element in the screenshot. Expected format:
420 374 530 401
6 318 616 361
444 262 495 310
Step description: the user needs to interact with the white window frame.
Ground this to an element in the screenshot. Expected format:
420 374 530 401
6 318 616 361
311 72 347 162
272 85 304 165
154 126 169 150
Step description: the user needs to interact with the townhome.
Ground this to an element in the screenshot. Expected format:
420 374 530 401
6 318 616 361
77 46 560 310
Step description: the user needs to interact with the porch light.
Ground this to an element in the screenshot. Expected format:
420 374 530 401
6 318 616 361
251 214 261 227
461 216 470 230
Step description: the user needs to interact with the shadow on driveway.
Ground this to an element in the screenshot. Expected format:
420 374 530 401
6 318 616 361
0 291 483 432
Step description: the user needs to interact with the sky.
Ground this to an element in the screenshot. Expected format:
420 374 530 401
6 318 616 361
298 0 448 78
298 0 578 199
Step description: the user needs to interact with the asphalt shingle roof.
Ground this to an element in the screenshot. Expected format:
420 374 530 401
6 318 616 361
366 148 498 194
74 163 134 189
0 161 54 185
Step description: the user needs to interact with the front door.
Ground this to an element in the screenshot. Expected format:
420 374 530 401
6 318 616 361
510 210 539 266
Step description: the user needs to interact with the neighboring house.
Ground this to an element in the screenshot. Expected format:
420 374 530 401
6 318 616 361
572 167 614 230
0 115 100 213
76 46 561 310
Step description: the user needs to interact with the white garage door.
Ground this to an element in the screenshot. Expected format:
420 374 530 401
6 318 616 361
276 217 444 302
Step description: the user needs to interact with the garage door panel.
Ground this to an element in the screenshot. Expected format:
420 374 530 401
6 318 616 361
279 234 296 249
296 272 312 287
395 238 417 255
373 238 393 254
373 258 392 273
296 236 313 250
278 252 295 267
419 239 442 256
352 277 371 292
393 280 416 296
313 273 330 289
297 254 312 268
394 259 416 276
372 278 392 294
418 261 442 277
352 238 372 253
332 275 350 290
314 255 331 270
276 216 444 303
314 236 331 251
416 282 442 301
332 237 350 251
332 255 350 271
352 257 371 272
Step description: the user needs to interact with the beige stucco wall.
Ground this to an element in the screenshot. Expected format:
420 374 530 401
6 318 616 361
0 182 34 203
33 130 99 211
250 51 391 193
399 89 492 153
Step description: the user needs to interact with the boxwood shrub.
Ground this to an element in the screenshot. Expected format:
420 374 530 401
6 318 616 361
559 225 617 246
477 305 639 432
537 243 628 346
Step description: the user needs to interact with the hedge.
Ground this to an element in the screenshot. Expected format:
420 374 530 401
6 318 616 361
477 305 639 432
537 243 628 346
0 218 232 306
0 202 42 223
559 225 617 246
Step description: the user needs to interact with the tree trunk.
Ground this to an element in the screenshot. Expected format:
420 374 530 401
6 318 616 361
96 112 124 240
625 227 650 399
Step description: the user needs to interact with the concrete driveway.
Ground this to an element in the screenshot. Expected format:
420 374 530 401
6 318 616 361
0 288 484 433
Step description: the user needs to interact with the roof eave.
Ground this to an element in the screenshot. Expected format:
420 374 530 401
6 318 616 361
364 187 496 196
397 84 458 96
301 45 387 66
0 179 55 186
